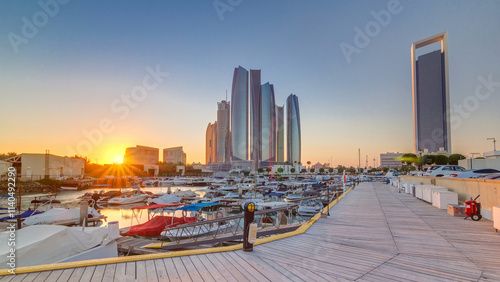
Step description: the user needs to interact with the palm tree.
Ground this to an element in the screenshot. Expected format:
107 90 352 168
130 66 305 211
307 161 311 170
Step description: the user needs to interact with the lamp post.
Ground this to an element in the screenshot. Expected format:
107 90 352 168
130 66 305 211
418 150 423 172
487 138 496 151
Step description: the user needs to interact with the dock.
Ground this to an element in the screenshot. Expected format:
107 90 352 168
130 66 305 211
2 182 500 281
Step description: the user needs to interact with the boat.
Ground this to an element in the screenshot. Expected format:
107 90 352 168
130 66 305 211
60 186 79 191
161 203 229 239
0 225 117 267
124 203 188 237
23 207 102 225
108 191 149 205
147 194 182 205
297 199 323 216
284 193 303 202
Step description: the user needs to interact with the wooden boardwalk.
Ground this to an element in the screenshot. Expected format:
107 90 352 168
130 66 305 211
3 182 500 281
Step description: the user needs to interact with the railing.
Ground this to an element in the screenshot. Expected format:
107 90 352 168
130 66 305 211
160 204 301 248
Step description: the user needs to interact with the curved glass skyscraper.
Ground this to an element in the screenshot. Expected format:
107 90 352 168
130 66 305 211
276 105 284 163
250 69 261 163
261 82 276 162
287 94 301 164
230 66 249 161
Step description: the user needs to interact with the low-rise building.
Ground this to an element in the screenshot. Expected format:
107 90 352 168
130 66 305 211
380 152 405 168
4 153 84 181
163 146 187 164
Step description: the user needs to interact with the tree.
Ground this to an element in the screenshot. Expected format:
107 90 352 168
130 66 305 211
336 165 346 174
319 168 325 173
401 153 418 166
359 168 364 173
277 167 284 174
307 161 311 169
301 168 307 173
448 154 466 165
242 170 250 176
290 168 296 173
310 168 315 173
434 155 449 165
383 167 389 173
257 168 264 174
328 168 334 173
422 155 436 165
0 152 17 160
346 167 356 174
266 167 272 174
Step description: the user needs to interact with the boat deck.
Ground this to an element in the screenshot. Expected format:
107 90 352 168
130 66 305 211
3 182 500 281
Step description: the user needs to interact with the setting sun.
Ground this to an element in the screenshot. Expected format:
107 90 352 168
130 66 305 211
114 155 124 164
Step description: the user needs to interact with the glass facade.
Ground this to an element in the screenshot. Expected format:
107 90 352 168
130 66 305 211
230 66 248 161
415 50 448 153
261 82 276 162
217 100 230 163
276 105 284 162
250 69 261 163
287 94 301 164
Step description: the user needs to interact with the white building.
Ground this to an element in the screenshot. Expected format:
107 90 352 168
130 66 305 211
4 153 84 181
459 151 500 170
380 152 405 168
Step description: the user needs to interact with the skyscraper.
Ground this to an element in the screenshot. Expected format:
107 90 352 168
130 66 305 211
205 122 217 164
230 66 249 161
217 100 230 163
250 69 261 164
261 82 276 163
411 32 450 153
276 105 284 162
287 94 301 164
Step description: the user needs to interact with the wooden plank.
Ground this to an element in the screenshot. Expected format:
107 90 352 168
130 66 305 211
227 252 272 281
210 252 250 282
6 274 27 282
90 265 106 282
144 259 159 282
0 275 14 282
163 258 180 282
136 260 147 282
79 266 96 282
171 257 192 282
179 256 204 282
55 269 74 282
258 257 304 282
185 256 215 282
201 253 237 281
31 271 51 282
154 259 169 281
194 254 227 282
102 264 116 281
16 272 38 282
67 267 85 282
43 270 63 282
113 263 126 282
125 262 136 282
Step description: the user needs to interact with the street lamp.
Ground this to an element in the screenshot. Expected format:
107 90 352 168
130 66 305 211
487 138 496 151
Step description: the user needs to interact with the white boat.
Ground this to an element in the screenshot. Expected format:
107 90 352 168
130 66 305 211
223 192 240 199
108 193 149 205
298 199 323 216
0 225 117 267
172 189 198 198
23 207 102 225
284 193 303 202
147 194 182 205
60 186 79 191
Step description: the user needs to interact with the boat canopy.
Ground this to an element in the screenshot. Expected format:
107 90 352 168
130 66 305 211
175 203 220 211
131 203 185 210
0 195 10 197
267 192 285 197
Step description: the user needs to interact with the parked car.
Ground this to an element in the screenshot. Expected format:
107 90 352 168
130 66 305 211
476 173 500 180
426 165 466 177
449 168 500 178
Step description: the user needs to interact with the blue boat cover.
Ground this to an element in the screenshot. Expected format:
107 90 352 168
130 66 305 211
0 209 43 222
0 195 11 197
267 192 285 197
175 203 220 211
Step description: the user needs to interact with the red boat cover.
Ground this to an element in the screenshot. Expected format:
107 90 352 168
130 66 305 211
126 215 196 237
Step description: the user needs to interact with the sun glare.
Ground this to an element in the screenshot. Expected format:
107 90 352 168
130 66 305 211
114 155 124 164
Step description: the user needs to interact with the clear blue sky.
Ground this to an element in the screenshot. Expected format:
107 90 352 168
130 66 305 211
1 0 499 166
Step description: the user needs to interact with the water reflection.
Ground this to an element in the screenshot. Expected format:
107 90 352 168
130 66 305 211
19 186 207 228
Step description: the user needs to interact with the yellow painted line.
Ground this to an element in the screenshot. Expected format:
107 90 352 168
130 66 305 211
0 184 355 276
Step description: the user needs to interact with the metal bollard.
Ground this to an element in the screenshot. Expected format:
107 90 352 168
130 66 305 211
243 202 255 252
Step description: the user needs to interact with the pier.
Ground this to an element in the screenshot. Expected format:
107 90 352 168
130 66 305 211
2 182 500 281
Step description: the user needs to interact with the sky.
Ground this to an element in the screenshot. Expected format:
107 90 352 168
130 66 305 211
1 0 499 167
